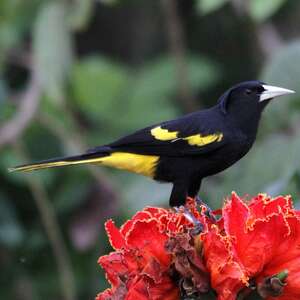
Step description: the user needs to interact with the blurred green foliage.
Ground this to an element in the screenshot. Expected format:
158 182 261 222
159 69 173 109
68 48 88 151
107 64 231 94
1 0 300 299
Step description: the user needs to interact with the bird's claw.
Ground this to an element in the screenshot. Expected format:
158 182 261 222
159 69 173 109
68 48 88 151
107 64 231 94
173 196 217 234
174 205 204 235
195 196 217 222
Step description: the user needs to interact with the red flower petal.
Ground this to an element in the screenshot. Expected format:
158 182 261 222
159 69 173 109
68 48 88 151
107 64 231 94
98 252 129 287
125 277 150 300
223 194 290 276
97 206 182 300
105 219 126 250
202 223 248 300
256 216 300 300
120 210 153 236
126 219 171 267
147 276 180 300
203 193 300 299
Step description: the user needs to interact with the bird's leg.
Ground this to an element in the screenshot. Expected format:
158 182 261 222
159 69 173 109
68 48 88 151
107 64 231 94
171 182 203 234
195 196 217 222
174 206 204 235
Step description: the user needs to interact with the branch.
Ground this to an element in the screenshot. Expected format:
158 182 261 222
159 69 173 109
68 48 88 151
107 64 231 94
161 0 198 112
14 142 77 300
0 67 41 149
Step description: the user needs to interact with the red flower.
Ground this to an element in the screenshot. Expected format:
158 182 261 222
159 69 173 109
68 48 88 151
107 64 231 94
96 206 193 300
97 193 300 300
201 193 300 300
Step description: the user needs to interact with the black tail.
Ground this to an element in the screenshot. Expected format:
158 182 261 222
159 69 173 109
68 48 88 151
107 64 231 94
8 150 110 172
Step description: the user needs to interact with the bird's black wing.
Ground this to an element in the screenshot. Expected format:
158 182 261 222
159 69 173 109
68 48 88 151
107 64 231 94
88 110 227 157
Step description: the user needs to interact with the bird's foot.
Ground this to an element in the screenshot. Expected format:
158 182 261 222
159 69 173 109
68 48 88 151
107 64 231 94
174 206 204 235
195 196 217 222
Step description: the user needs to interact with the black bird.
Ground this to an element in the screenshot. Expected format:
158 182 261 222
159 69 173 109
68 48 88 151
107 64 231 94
10 81 294 207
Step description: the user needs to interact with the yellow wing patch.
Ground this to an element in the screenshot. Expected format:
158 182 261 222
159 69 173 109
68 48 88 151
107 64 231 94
151 126 178 141
99 152 159 177
151 125 223 147
183 133 223 146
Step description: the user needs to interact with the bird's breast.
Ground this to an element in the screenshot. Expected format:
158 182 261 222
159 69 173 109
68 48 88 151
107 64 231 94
216 137 253 168
198 133 254 177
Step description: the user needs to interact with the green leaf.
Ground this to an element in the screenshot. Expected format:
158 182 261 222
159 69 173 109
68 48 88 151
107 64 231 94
121 55 220 130
196 0 228 15
71 56 129 122
71 54 220 143
260 41 300 132
0 22 20 55
249 0 286 22
33 2 73 103
150 55 220 91
186 55 220 90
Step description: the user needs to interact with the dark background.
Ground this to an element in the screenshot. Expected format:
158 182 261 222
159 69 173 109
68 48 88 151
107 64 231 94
1 0 300 299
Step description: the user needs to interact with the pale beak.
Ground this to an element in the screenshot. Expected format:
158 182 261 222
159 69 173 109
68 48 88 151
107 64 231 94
260 85 295 102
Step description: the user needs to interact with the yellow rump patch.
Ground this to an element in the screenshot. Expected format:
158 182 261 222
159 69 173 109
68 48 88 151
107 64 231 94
151 125 223 147
151 126 178 141
9 153 159 176
183 133 223 146
99 152 159 177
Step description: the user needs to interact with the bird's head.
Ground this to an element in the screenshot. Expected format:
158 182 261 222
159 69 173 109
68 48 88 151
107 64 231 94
218 80 295 116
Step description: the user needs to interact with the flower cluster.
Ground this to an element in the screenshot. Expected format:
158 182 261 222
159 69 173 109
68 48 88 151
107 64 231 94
96 193 300 300
96 206 191 300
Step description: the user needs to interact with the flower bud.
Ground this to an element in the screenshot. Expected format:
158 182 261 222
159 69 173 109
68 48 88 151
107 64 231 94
257 270 288 298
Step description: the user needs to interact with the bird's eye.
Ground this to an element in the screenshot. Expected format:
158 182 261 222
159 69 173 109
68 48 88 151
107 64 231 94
245 89 252 95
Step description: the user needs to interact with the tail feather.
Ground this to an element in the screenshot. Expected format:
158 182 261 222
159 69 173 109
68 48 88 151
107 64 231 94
8 151 109 173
